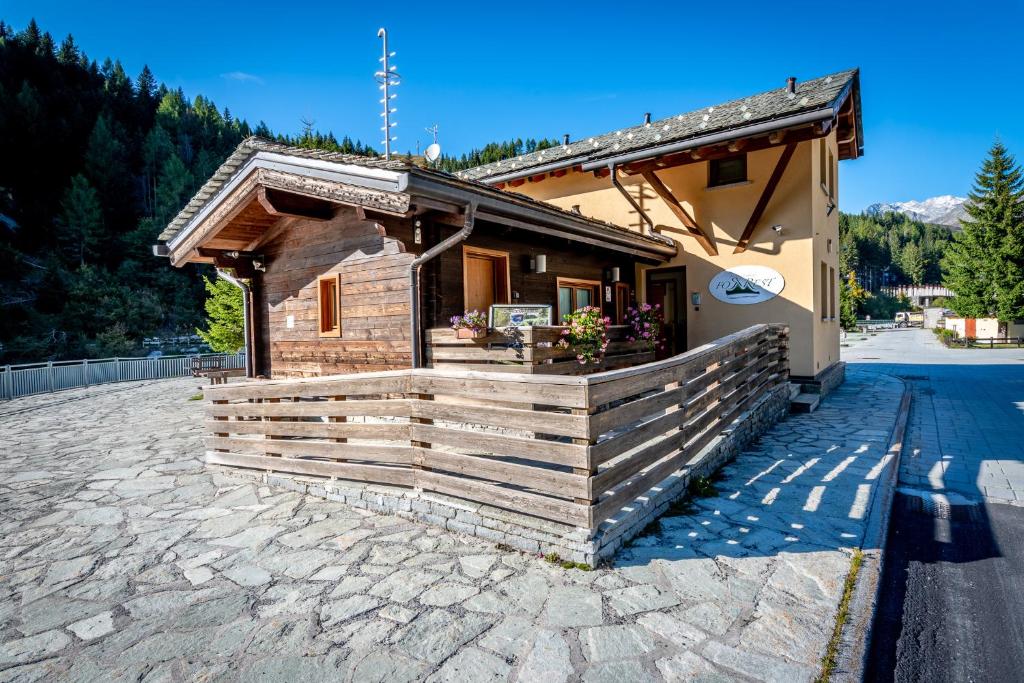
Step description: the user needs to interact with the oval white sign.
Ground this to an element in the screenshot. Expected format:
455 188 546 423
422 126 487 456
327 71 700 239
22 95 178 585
709 266 785 305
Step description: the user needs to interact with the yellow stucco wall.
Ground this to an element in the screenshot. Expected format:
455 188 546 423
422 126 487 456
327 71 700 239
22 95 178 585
508 134 841 378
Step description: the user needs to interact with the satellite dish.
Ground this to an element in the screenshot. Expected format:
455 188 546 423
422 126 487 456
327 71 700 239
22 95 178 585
424 143 441 163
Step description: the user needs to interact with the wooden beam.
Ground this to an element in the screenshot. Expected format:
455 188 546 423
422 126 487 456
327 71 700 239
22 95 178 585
257 187 336 221
640 170 718 256
733 142 797 254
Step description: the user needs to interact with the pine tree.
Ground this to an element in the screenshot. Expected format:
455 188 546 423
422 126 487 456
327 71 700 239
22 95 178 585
196 276 244 352
57 34 79 64
57 174 104 266
154 153 193 224
135 65 157 103
943 140 1024 319
900 242 925 285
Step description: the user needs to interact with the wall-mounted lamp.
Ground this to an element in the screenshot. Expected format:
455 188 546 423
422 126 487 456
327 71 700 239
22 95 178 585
252 256 266 273
530 254 547 274
691 291 701 311
826 200 836 216
225 250 240 259
771 224 783 234
413 219 422 244
609 266 621 283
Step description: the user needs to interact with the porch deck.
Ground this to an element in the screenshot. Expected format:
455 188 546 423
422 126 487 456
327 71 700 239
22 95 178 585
204 324 788 531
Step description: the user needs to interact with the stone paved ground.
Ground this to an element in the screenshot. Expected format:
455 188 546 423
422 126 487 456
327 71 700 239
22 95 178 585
0 369 902 682
843 327 1024 503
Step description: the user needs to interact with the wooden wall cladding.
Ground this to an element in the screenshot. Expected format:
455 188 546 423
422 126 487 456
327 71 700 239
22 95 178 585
256 212 415 378
254 209 639 379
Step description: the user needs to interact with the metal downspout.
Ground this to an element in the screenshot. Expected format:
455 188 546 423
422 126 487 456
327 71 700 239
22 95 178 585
409 203 477 368
608 165 676 248
216 269 254 378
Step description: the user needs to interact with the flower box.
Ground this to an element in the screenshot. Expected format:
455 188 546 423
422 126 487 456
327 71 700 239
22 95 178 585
456 327 487 340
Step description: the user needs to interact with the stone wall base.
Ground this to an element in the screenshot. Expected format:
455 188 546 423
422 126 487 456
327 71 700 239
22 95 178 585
210 382 792 567
792 360 846 398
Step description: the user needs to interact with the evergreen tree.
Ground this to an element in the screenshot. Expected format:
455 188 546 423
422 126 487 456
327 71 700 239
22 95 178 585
57 174 104 266
155 153 193 225
943 140 1024 319
900 242 925 285
196 276 244 352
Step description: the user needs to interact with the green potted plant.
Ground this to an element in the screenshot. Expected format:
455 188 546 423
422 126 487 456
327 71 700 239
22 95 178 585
450 310 489 339
557 306 610 364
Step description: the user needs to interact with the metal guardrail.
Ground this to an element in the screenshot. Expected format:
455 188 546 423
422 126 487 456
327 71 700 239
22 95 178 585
0 352 245 401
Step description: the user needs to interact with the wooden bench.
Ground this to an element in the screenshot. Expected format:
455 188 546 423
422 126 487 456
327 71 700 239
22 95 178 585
201 368 246 385
191 356 224 377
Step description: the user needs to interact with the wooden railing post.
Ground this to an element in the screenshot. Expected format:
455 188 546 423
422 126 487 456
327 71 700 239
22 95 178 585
411 392 433 490
573 406 600 527
212 399 229 452
264 397 281 461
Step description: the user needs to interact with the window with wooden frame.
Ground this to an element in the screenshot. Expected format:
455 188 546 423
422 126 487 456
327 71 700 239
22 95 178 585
462 246 510 315
827 149 836 199
557 277 601 321
819 139 828 194
317 273 342 337
708 154 747 187
820 262 829 321
829 266 837 320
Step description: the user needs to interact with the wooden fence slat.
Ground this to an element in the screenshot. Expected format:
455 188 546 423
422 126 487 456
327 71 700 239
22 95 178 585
199 323 790 531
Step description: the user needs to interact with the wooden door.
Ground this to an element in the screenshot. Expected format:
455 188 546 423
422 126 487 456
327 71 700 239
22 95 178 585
462 246 510 316
465 255 496 313
966 318 976 338
646 267 686 359
614 283 631 324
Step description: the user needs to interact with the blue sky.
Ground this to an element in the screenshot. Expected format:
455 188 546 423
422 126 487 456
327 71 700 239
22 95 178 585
5 0 1023 211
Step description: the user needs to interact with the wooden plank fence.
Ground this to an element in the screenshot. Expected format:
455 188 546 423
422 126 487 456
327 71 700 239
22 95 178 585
204 324 788 529
425 325 654 374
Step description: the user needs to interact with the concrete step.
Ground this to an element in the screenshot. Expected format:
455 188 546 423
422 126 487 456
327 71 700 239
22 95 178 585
788 383 802 401
790 392 821 414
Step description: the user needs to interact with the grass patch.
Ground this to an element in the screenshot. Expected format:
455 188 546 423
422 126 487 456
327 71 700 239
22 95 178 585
818 548 864 682
542 552 591 571
688 475 719 498
188 393 204 401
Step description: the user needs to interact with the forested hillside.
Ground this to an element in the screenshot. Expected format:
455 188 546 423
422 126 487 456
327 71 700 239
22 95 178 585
0 20 379 364
839 210 953 290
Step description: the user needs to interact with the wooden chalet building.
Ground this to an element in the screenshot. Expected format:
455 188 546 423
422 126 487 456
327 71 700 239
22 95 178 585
157 69 862 388
156 138 675 378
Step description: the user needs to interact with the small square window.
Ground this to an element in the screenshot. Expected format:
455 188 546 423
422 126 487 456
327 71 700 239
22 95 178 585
708 155 747 187
317 274 341 337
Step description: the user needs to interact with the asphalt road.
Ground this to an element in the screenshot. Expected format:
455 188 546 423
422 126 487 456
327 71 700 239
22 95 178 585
843 329 1024 682
866 495 1024 682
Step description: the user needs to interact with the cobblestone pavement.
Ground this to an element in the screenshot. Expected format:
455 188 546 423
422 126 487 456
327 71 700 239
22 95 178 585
843 327 1024 503
0 369 902 682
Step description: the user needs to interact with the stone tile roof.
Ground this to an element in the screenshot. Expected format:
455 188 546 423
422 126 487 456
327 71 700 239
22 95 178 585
458 69 858 182
158 138 413 242
158 138 675 255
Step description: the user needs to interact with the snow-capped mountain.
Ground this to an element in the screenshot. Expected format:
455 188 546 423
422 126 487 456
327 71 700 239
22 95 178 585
865 195 967 228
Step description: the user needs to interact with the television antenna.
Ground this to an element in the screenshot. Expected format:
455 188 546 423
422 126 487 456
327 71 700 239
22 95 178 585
375 28 400 160
424 125 441 164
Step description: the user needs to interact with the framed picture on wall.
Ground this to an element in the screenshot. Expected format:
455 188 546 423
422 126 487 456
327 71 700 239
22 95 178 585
489 304 553 328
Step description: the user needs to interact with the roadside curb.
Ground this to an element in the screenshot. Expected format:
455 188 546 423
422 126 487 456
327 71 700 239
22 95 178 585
830 379 912 682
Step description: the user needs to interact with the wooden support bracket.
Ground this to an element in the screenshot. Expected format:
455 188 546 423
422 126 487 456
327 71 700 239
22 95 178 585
641 170 718 256
258 187 336 221
734 142 797 254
